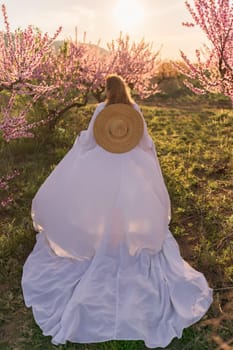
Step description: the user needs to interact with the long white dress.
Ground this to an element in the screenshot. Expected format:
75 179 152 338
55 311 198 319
21 102 213 348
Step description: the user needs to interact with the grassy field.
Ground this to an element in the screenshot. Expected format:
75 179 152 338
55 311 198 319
0 103 232 349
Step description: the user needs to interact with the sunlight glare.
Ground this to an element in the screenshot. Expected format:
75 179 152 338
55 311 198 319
113 0 145 32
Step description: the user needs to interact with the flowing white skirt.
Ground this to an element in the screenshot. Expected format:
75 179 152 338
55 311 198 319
22 229 212 348
21 103 213 347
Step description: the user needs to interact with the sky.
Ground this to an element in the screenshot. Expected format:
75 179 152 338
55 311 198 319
1 0 207 60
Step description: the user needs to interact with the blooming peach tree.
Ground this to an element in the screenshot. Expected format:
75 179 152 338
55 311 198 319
92 33 159 102
108 33 159 98
34 40 109 128
179 0 233 103
0 4 61 206
0 4 62 140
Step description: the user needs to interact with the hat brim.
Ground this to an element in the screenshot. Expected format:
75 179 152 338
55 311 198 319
93 104 144 154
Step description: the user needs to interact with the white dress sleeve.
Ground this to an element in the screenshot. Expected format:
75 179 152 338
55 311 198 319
74 102 106 151
133 103 171 222
133 103 156 154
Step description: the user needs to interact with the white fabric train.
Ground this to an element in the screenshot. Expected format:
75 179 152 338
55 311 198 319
22 102 213 348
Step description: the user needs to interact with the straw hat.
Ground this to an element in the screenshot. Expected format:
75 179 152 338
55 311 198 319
93 103 144 153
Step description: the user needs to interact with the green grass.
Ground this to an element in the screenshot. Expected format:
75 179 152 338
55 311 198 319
0 103 233 349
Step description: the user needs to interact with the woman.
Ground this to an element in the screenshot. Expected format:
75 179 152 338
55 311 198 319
22 74 213 348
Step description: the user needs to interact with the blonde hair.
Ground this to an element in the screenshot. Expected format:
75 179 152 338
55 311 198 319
105 74 134 106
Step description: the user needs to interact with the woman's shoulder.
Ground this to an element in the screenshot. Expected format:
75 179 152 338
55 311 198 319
93 102 106 114
132 102 142 114
97 102 106 108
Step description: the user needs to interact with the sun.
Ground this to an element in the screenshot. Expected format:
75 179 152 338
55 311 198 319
113 0 145 32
